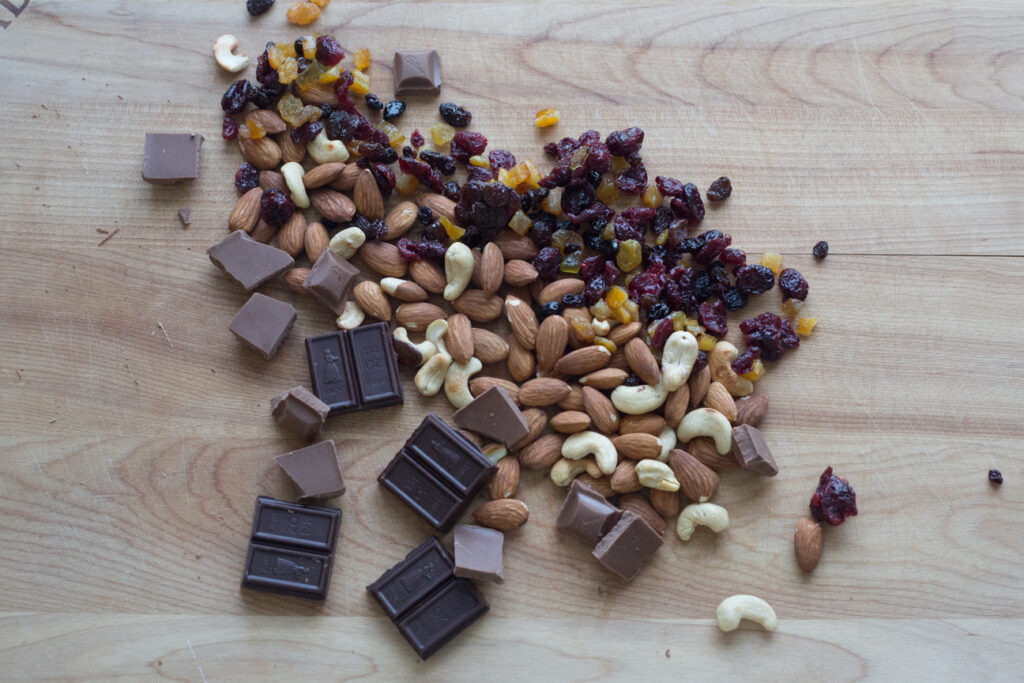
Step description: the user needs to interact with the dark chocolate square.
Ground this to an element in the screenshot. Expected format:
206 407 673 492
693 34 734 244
404 414 492 496
347 323 404 409
250 496 341 554
378 450 465 531
367 537 455 620
394 577 488 660
306 331 359 416
242 542 332 600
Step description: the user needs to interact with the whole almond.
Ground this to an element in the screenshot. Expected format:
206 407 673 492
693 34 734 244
613 433 662 460
535 315 569 374
512 408 547 449
354 169 385 219
576 474 614 498
383 201 418 240
538 279 584 304
550 411 592 434
360 241 407 277
580 368 628 390
620 414 667 436
664 386 690 428
380 277 427 302
735 394 769 427
284 268 311 295
794 518 824 573
685 436 738 472
303 162 346 189
246 109 287 134
444 313 474 364
276 131 306 164
582 386 619 434
624 338 662 386
619 493 666 535
304 221 329 263
353 280 391 321
309 188 356 222
470 377 520 403
607 322 642 347
668 449 720 502
704 382 738 422
479 242 504 295
504 295 538 350
558 384 586 411
472 499 529 531
228 187 263 233
409 259 446 294
238 133 282 169
471 328 509 365
688 365 711 409
277 211 307 257
294 80 339 105
606 350 629 372
454 290 503 322
495 229 539 260
330 163 363 192
610 460 643 494
395 302 446 331
649 488 682 518
469 248 484 288
506 336 535 382
554 345 612 376
519 377 570 407
489 456 520 499
416 193 456 221
518 434 565 470
504 260 539 287
258 170 287 193
250 220 277 244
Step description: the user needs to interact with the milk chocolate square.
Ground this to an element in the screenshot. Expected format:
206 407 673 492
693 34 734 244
275 440 345 499
208 231 294 291
556 479 623 547
271 386 329 440
592 511 663 581
142 133 203 184
731 424 778 476
394 49 442 96
452 387 529 448
229 293 296 359
303 250 359 315
453 524 504 583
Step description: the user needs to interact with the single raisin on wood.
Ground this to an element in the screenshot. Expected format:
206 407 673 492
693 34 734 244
382 100 406 121
813 240 829 258
707 176 732 201
809 466 858 526
989 469 1003 485
246 0 274 16
439 102 472 128
778 268 809 301
364 93 384 111
734 264 775 296
235 162 260 194
655 175 685 197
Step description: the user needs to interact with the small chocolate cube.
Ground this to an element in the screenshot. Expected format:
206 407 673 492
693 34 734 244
452 387 529 448
142 133 203 184
556 479 623 547
271 386 330 440
208 231 294 291
275 440 345 499
731 424 778 476
393 49 442 96
592 511 663 581
303 250 359 315
229 293 296 359
453 524 505 583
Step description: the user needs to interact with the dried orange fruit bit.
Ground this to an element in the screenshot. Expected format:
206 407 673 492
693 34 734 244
310 0 329 7
286 2 321 25
354 47 371 70
796 317 818 337
535 108 560 128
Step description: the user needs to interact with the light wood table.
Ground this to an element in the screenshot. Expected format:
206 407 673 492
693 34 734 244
1 1 1022 680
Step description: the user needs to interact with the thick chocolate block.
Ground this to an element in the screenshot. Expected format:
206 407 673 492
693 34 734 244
229 293 296 359
271 386 329 440
303 250 359 315
592 510 663 581
208 231 294 291
250 496 341 554
395 577 488 660
142 132 203 184
367 537 455 620
242 542 333 600
452 386 529 448
556 479 623 547
305 323 403 417
274 440 345 499
393 49 442 96
453 524 504 584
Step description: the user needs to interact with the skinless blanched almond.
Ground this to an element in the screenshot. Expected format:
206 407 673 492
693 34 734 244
471 328 509 365
554 345 612 376
353 280 391 321
444 313 474 364
612 433 663 460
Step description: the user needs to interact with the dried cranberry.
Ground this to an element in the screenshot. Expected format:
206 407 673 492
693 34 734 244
603 261 620 284
419 149 457 175
368 162 396 196
734 264 775 296
584 146 612 175
488 149 516 170
382 100 406 121
396 158 439 192
707 176 732 201
421 221 445 242
259 188 294 227
669 183 705 225
442 181 460 201
740 312 799 361
561 293 585 308
615 162 648 195
704 261 731 299
614 215 644 242
580 255 605 282
246 0 274 15
539 301 563 318
529 215 555 248
649 317 674 351
290 120 323 145
450 131 487 163
534 247 561 281
721 287 747 311
584 276 609 305
569 200 613 228
643 245 667 270
655 176 685 197
628 264 665 307
809 466 858 526
699 300 728 337
730 347 761 375
439 102 472 128
652 207 674 235
414 240 447 263
605 127 645 156
410 129 424 148
315 35 345 67
646 302 670 322
778 268 809 301
234 162 260 194
222 115 239 140
694 230 731 265
520 189 550 215
989 469 1003 484
396 237 421 262
691 350 708 374
720 248 746 267
364 93 384 111
462 166 487 182
220 79 251 114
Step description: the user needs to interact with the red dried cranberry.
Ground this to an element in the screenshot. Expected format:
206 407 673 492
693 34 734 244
259 188 294 227
650 317 674 350
234 162 260 194
698 300 728 337
720 248 746 267
730 347 761 375
615 162 647 195
603 261 620 283
315 36 345 67
628 264 666 307
670 183 705 224
410 129 424 148
450 131 487 163
584 145 612 174
220 79 251 114
488 149 516 170
813 240 829 258
655 176 685 197
569 200 614 228
529 216 555 248
809 466 858 526
533 247 561 281
740 312 799 361
706 176 732 201
396 238 421 262
290 120 323 145
694 230 731 265
366 162 396 196
691 350 708 374
652 207 674 234
439 102 472 128
414 240 447 262
584 276 609 305
605 127 644 156
734 264 775 296
778 268 809 301
246 0 274 16
613 215 644 242
989 469 1003 484
222 115 239 140
580 255 605 282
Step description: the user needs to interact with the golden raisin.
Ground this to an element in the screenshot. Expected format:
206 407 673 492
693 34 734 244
395 172 419 195
354 47 370 70
541 188 562 215
469 155 489 168
276 41 297 59
595 176 620 204
535 108 560 128
643 184 663 208
508 162 530 187
655 229 670 246
781 297 804 318
267 44 285 69
610 156 630 174
594 336 616 353
245 118 267 139
523 159 542 188
439 216 465 240
616 239 642 272
741 358 765 381
551 228 582 254
796 317 817 336
430 122 455 148
286 2 321 24
277 57 299 84
697 334 717 352
310 0 329 7
349 69 370 95
277 93 321 127
760 252 784 275
377 121 404 147
508 210 532 236
605 286 628 310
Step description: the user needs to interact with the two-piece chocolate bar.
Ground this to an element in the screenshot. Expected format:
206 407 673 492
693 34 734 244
367 537 488 660
305 322 404 417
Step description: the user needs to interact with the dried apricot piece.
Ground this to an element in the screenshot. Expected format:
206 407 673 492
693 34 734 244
244 118 267 139
349 69 370 95
354 47 371 70
535 108 559 128
796 317 817 336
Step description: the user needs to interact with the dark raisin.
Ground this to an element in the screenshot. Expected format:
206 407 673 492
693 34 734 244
396 237 421 263
655 176 685 197
520 189 550 215
605 127 645 156
587 170 603 189
603 261 621 284
669 183 705 225
325 110 359 142
813 240 829 259
249 84 283 109
417 206 434 225
315 35 345 67
707 176 732 201
410 129 425 148
533 247 561 281
488 149 515 170
623 374 644 387
220 79 251 114
442 181 460 201
419 149 457 175
356 141 397 164
643 245 667 270
421 221 445 243
259 188 294 227
652 207 674 235
439 102 472 128
646 302 670 321
691 350 708 375
778 268 809 301
539 301 564 318
349 213 386 241
234 162 260 194
809 466 858 527
530 215 555 248
290 120 323 145
721 287 748 311
561 293 585 308
382 100 406 121
222 115 239 140
615 162 648 195
730 347 761 375
246 0 274 16
989 469 1003 485
734 264 775 296
364 93 384 111
698 300 728 338
401 145 416 159
450 131 487 163
720 248 746 267
740 312 799 361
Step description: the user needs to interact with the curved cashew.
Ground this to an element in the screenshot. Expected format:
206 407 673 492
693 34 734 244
657 425 677 462
635 459 680 492
308 129 350 164
676 502 729 541
561 430 618 475
708 341 753 397
592 318 611 336
415 320 451 397
611 380 669 415
393 326 436 366
482 443 507 463
444 357 482 408
550 456 599 486
715 594 777 633
213 34 249 73
661 331 698 392
335 300 364 329
425 319 449 355
280 161 310 209
676 407 732 454
443 242 474 301
328 227 366 259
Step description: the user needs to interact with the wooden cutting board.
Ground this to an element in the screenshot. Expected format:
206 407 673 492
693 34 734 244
1 1 1021 680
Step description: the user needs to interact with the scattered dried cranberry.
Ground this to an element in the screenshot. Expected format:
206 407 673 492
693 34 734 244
694 230 731 265
670 183 705 225
259 188 294 227
382 100 406 121
655 176 685 197
699 300 728 337
627 264 666 307
809 466 858 526
290 120 323 145
315 35 345 67
539 301 563 318
419 149 457 175
439 102 472 128
584 276 609 306
615 162 648 195
989 469 1003 485
246 0 274 15
488 149 516 170
421 221 445 242
721 287 747 311
534 247 561 281
778 268 809 301
707 176 732 201
366 162 396 196
730 346 761 375
398 158 442 193
234 162 260 194
222 115 240 140
415 240 447 263
579 255 605 282
691 350 708 375
813 240 829 259
410 129 424 148
396 238 421 263
450 131 487 163
364 93 384 111
720 248 746 267
740 312 799 361
734 264 775 296
605 127 645 156
220 79 251 114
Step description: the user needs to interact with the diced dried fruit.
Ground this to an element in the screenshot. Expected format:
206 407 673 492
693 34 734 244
560 250 581 274
309 0 328 7
760 251 783 275
813 240 829 258
277 93 321 127
286 1 321 25
781 297 804 317
707 176 732 201
741 358 765 381
535 108 560 128
796 317 817 337
430 122 456 148
616 239 642 273
450 131 488 163
315 35 345 66
696 333 716 352
439 215 465 240
809 466 858 526
349 69 370 95
469 155 489 168
605 285 628 310
508 210 532 236
354 47 371 70
395 172 419 195
779 268 809 301
245 118 267 139
439 102 472 128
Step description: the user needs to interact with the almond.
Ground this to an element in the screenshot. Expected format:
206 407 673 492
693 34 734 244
444 313 474 364
576 474 614 498
685 436 738 472
688 365 711 409
704 382 738 422
538 278 584 304
294 80 339 105
353 280 391 321
558 384 586 411
494 229 539 260
353 169 385 219
277 211 307 257
471 328 509 365
409 259 446 294
504 259 539 287
330 163 363 192
624 338 662 386
505 295 538 350
245 109 287 134
416 193 456 221
606 350 629 372
550 411 592 434
394 302 446 331
649 488 682 518
581 386 619 434
238 132 282 169
512 408 547 450
506 335 535 382
619 493 666 535
360 241 407 278
453 290 503 322
489 457 520 499
607 322 642 347
459 430 483 447
579 368 628 390
794 518 824 573
302 162 347 189
380 277 427 302
304 221 329 263
613 433 662 460
735 394 769 427
479 242 504 295
470 377 520 404
309 188 356 222
258 170 287 193
250 220 277 244
664 386 690 428
383 201 418 240
284 268 311 295
535 315 569 374
518 377 570 407
276 130 306 164
554 345 612 376
667 449 720 502
518 434 564 470
619 414 667 436
228 187 262 233
610 460 642 494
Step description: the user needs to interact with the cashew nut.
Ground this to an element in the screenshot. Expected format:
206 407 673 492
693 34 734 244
591 318 611 336
561 430 618 475
425 319 449 355
415 320 451 397
676 407 733 454
213 34 248 73
676 502 729 541
482 443 507 464
708 341 753 397
661 331 698 392
715 594 777 633
280 161 310 209
550 456 600 486
611 380 669 415
328 227 366 259
393 326 436 366
634 459 680 492
657 425 677 462
308 129 350 164
444 357 483 408
443 242 474 301
335 300 364 329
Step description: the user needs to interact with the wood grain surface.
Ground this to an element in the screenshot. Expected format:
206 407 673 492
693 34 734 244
1 1 1022 680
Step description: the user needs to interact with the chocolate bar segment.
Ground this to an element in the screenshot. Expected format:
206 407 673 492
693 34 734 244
271 386 329 440
306 331 359 416
556 479 623 546
404 414 492 496
592 510 663 581
250 496 341 554
378 450 464 530
395 577 488 660
142 132 203 184
242 542 333 600
453 524 504 584
347 323 404 409
229 293 296 359
275 440 345 499
393 49 442 96
731 424 778 476
208 231 294 291
367 537 455 620
303 250 359 315
452 386 529 448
